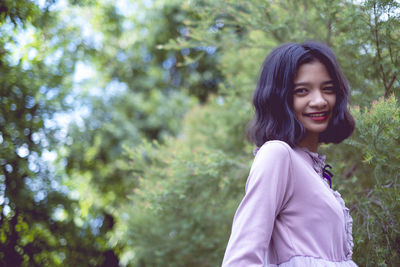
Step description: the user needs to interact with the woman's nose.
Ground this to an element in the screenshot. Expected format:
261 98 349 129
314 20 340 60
309 91 328 108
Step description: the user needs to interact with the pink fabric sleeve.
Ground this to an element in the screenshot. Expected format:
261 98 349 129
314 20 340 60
221 141 294 267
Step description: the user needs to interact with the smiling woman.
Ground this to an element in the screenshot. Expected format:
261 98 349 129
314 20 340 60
222 41 357 267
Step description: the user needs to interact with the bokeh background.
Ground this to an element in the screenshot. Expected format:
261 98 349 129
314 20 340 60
1 0 399 266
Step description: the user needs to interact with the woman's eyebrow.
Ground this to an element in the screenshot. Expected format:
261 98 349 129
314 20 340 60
322 80 334 85
293 80 334 87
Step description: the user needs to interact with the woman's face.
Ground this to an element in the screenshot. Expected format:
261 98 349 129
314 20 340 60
292 60 336 136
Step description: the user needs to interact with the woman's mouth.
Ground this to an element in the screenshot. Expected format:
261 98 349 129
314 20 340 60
304 112 329 121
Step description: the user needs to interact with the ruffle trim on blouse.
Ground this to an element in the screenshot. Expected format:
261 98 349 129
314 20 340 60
269 255 358 267
301 148 354 260
332 190 354 259
300 147 326 177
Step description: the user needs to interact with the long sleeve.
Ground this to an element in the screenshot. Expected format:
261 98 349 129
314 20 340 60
221 141 294 267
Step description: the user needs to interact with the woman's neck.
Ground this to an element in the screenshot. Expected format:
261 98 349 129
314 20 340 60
299 132 319 153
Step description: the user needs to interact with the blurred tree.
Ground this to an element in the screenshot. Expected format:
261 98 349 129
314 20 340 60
119 96 253 266
0 0 117 265
62 0 224 203
59 0 223 262
165 0 399 105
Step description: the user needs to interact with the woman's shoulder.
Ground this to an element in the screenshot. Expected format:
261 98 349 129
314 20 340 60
257 140 293 155
254 140 294 163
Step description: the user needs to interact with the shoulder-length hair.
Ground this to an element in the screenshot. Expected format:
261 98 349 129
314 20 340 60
247 41 355 148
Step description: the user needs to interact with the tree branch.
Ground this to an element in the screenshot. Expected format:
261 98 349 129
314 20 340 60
326 16 332 46
345 162 359 178
373 2 389 94
385 73 397 97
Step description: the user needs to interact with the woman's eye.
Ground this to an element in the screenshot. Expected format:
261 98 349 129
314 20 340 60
294 88 308 95
323 87 336 93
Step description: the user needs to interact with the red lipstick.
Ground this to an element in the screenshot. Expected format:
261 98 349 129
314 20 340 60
304 111 329 121
309 115 327 121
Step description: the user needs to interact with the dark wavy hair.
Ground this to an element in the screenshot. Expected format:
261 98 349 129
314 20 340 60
247 41 355 148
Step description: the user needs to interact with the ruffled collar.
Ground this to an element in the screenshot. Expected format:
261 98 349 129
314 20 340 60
253 145 327 176
297 147 326 177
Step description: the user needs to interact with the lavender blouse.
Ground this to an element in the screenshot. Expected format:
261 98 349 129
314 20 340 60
222 141 357 266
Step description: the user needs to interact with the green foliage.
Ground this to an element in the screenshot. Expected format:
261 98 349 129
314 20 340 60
62 0 220 205
169 0 399 105
121 138 248 266
0 0 40 27
64 89 196 203
0 0 117 266
117 96 254 266
182 96 252 153
347 96 400 266
60 0 219 262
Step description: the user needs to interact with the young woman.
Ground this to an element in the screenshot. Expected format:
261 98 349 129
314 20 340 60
222 41 357 266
